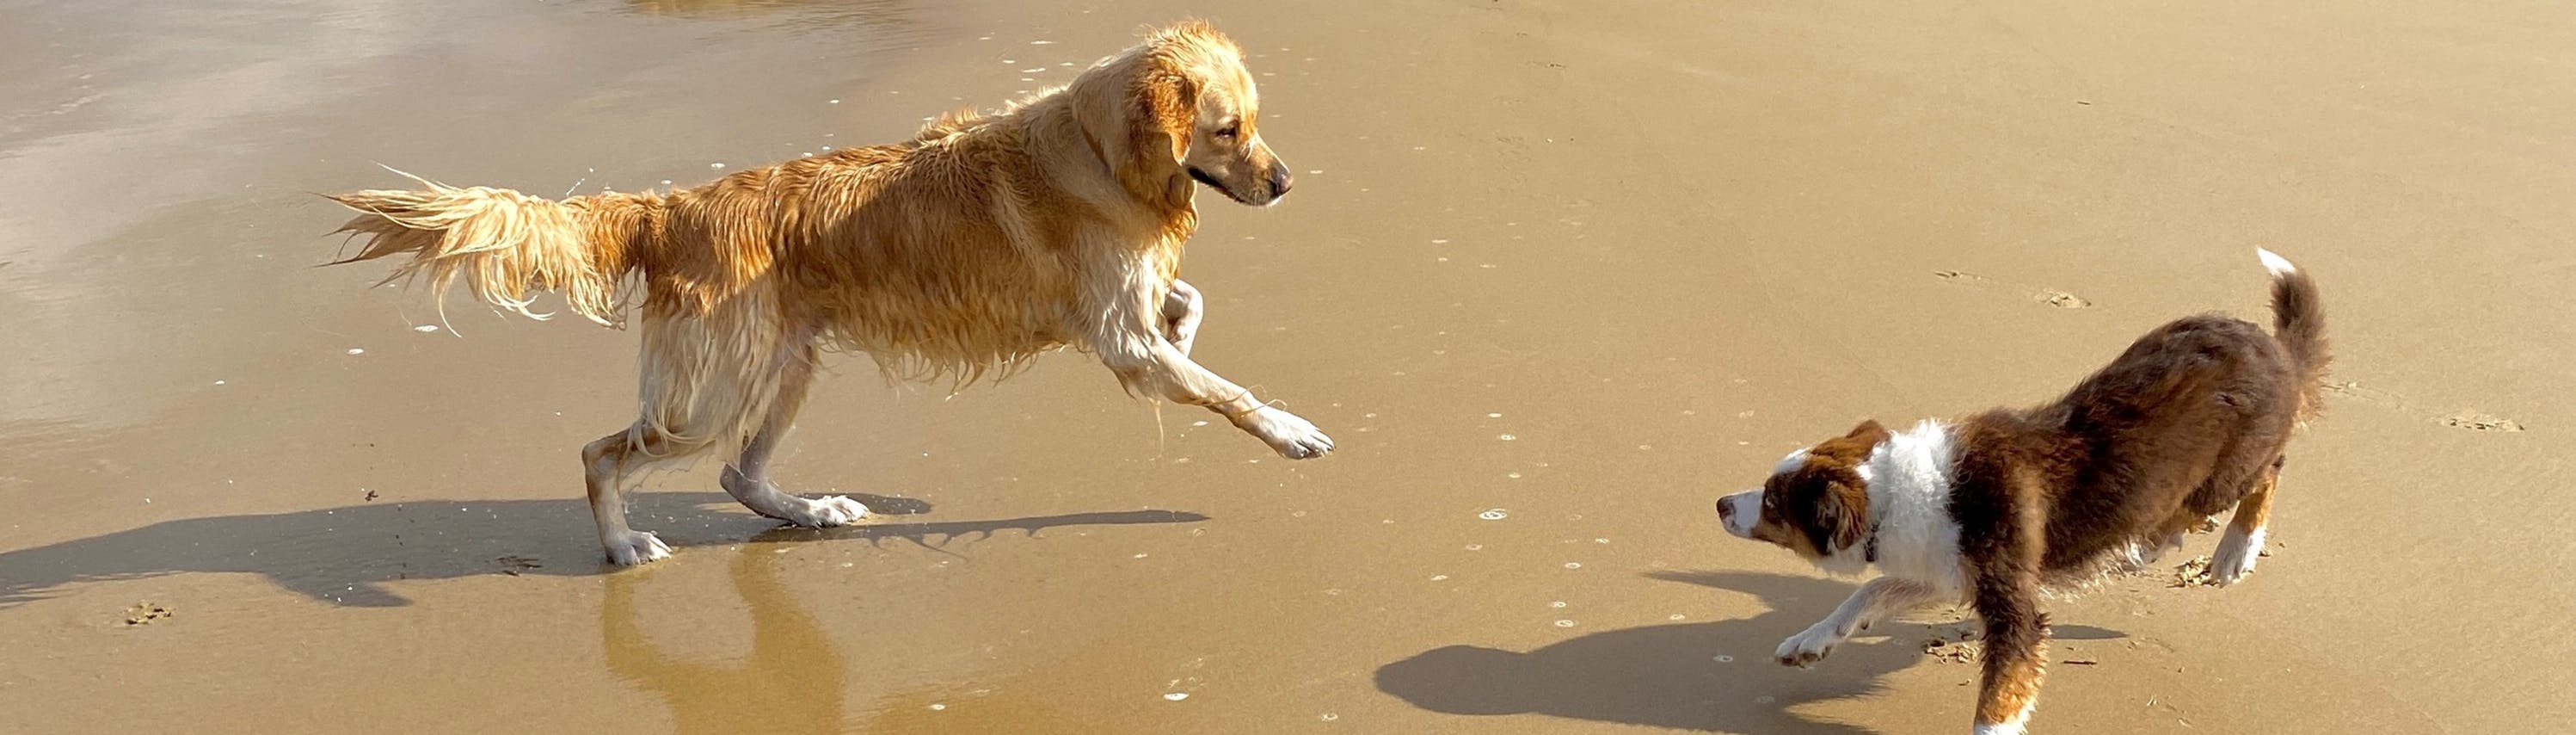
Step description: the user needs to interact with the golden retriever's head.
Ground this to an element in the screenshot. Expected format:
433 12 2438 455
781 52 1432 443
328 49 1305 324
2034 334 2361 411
1077 22 1293 213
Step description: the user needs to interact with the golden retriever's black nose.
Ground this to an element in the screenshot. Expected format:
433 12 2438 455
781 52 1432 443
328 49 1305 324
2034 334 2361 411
1269 168 1293 197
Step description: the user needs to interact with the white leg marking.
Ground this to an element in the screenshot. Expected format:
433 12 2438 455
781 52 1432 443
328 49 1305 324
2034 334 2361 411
1973 701 2035 735
2206 525 2266 586
1777 578 1943 668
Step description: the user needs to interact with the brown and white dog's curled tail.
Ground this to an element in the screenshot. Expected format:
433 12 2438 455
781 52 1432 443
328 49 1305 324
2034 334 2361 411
324 166 661 328
2257 248 2330 418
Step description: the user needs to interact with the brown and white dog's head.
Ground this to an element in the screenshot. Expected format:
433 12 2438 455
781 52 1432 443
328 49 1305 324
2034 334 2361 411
1075 22 1294 213
1716 420 1889 566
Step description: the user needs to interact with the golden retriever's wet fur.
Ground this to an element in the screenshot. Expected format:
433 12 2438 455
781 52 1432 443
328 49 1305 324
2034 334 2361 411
323 22 1331 565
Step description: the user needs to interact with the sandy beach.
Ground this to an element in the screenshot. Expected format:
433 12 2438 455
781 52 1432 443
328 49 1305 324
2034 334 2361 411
3 0 2569 732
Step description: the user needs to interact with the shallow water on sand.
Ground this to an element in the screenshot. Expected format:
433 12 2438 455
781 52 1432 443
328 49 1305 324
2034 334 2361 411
3 0 2570 732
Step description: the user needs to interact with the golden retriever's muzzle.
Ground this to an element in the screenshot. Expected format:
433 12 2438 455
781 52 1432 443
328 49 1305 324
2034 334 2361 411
1189 161 1294 207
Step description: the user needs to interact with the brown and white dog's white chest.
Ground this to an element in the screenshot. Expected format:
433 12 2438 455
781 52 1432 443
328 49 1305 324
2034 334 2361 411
1852 421 1970 595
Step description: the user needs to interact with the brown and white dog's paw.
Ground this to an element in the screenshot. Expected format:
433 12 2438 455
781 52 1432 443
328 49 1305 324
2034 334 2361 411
2204 526 2266 586
604 530 673 566
1236 407 1334 459
1775 627 1841 668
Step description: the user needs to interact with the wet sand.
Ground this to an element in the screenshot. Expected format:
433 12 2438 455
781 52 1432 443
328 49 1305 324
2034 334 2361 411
3 0 2569 732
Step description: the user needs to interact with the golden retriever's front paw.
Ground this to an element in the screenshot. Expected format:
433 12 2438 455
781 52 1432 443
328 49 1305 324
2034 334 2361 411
790 495 870 528
1237 407 1333 459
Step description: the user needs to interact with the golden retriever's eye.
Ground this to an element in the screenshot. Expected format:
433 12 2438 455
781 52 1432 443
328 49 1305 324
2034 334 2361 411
1214 121 1240 139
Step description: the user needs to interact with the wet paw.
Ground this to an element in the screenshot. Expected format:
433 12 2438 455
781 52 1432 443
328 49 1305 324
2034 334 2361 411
792 495 870 528
1239 407 1334 459
604 530 673 566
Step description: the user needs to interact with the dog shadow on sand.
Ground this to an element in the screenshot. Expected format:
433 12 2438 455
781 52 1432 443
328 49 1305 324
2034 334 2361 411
1374 570 2124 734
0 491 1206 608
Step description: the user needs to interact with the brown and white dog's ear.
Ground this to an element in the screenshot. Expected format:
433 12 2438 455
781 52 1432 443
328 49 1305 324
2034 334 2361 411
1811 482 1872 553
1811 419 1891 463
1843 418 1889 443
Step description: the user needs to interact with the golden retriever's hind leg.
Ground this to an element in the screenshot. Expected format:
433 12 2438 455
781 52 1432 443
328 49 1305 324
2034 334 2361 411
718 337 868 528
583 425 709 565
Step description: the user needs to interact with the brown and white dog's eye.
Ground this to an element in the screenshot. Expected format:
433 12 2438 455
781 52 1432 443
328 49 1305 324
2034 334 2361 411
1214 121 1241 139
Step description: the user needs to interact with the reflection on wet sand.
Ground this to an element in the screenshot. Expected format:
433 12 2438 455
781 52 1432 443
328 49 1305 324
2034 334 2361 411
0 491 1203 608
604 547 845 734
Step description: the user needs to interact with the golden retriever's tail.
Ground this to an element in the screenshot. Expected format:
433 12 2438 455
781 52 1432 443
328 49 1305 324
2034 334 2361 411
2257 248 2329 419
323 167 660 327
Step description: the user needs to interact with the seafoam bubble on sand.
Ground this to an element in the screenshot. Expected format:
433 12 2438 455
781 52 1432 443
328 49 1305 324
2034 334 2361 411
1478 509 1508 521
413 324 439 333
1163 693 1189 701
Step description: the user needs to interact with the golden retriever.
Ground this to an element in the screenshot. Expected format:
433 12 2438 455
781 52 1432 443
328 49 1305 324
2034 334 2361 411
323 21 1329 565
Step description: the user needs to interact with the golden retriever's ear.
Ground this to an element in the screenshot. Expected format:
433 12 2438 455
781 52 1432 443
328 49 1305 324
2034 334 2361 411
1120 52 1198 204
1073 23 1218 210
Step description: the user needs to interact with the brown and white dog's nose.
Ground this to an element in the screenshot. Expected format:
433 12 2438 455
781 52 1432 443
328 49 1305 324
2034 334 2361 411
1268 167 1293 198
1717 490 1762 539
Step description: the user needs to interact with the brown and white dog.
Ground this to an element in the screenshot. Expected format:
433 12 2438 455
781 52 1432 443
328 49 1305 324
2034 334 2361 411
324 22 1330 565
1715 250 2327 734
